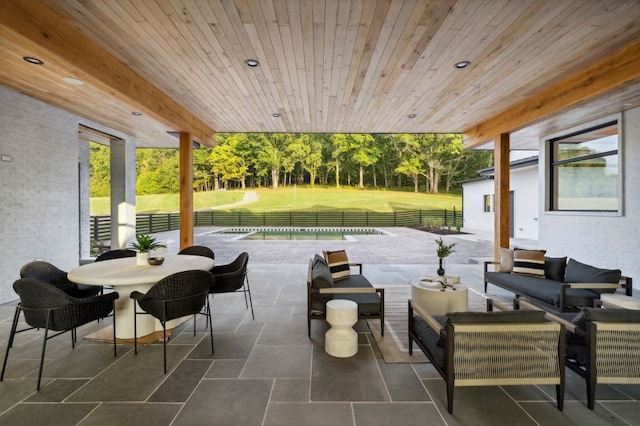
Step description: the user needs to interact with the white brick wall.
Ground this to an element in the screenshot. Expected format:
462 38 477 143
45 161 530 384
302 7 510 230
0 86 80 302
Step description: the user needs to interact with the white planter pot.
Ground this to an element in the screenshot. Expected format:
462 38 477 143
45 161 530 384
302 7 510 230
136 252 150 266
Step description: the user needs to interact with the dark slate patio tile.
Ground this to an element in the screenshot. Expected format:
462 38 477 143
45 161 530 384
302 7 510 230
205 359 245 378
0 402 96 426
599 401 640 425
149 359 211 402
421 379 537 426
77 402 181 426
26 379 89 402
66 345 193 402
257 322 313 345
352 402 444 426
31 344 126 380
241 345 311 379
187 332 258 360
522 401 631 425
172 379 272 426
377 361 430 401
310 346 389 402
270 379 310 402
0 379 40 412
264 402 353 426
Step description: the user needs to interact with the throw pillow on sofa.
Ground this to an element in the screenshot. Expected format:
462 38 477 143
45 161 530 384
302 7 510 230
512 249 546 277
544 257 567 282
564 258 621 285
499 248 514 272
311 255 334 289
323 250 351 281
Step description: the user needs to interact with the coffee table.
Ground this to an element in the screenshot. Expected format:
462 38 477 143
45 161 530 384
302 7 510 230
411 278 468 316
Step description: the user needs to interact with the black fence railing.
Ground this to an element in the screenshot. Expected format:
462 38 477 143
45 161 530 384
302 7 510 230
90 208 462 242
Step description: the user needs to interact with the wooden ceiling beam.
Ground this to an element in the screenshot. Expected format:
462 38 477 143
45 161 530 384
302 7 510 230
0 0 216 146
463 40 640 149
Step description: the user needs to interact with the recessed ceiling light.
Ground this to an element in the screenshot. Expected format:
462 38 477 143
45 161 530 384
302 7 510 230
454 60 471 69
131 111 142 116
272 113 281 118
62 77 84 86
245 59 260 67
23 56 43 65
407 114 417 119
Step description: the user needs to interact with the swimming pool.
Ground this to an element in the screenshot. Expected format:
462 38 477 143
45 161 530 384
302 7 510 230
205 227 390 241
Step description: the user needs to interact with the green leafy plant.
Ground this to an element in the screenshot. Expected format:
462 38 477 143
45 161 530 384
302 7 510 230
435 237 456 258
129 234 166 253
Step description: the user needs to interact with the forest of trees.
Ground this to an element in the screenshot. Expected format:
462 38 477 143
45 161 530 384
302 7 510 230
90 133 493 197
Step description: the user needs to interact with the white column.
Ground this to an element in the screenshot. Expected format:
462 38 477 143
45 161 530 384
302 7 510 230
110 137 136 248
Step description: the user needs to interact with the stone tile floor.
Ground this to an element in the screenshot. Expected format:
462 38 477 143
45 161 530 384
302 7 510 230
0 227 638 425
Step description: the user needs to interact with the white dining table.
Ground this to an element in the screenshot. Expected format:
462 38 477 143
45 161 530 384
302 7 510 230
68 254 214 339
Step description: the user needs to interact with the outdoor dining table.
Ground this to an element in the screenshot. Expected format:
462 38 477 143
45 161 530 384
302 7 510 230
68 254 214 339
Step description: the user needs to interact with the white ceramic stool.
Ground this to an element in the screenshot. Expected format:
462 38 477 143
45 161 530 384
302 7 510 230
325 299 358 358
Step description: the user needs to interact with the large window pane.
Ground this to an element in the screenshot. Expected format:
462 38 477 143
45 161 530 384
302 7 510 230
549 121 619 212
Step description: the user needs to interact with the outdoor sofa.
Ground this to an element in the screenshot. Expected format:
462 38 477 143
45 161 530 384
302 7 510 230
484 251 632 312
306 253 384 337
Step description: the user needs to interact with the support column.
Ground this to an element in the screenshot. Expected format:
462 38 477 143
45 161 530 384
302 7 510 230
494 134 510 260
110 138 136 248
179 132 194 249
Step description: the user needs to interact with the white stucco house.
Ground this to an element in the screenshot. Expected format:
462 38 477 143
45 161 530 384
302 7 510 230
462 153 539 241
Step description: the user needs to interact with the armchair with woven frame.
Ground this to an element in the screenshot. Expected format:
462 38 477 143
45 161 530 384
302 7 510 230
408 298 565 414
515 299 640 409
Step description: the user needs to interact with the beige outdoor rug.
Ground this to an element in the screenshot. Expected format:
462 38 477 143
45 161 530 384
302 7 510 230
368 283 491 363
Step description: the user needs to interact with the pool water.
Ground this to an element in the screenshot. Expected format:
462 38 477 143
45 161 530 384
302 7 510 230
211 228 387 241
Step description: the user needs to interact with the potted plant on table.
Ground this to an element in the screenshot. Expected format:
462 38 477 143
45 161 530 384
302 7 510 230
435 237 456 276
129 234 166 265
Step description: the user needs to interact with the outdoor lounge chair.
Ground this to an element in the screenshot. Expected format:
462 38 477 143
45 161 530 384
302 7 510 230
20 260 102 298
409 298 565 414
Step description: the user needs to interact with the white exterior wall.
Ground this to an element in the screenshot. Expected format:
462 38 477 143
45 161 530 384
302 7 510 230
462 166 539 240
0 86 80 302
538 108 640 287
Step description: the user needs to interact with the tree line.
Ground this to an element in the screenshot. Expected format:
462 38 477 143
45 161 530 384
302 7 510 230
89 133 492 197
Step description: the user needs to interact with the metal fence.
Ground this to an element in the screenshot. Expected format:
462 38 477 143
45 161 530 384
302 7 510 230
90 208 462 242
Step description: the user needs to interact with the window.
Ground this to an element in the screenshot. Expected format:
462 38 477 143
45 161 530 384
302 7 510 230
549 121 619 212
483 194 492 212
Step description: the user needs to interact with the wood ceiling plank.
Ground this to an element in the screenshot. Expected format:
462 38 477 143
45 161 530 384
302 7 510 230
1 0 215 144
464 40 640 148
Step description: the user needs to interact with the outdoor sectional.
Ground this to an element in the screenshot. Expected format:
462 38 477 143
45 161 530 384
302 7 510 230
485 253 632 312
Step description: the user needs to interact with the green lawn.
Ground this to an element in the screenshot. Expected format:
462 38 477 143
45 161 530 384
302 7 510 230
90 187 461 215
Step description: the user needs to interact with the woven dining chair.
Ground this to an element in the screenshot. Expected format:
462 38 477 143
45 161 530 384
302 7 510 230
210 252 253 319
20 260 102 298
1 278 119 390
130 270 214 373
95 249 137 262
178 245 215 260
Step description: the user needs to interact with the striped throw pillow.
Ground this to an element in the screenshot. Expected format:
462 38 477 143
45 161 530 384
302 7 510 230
512 250 545 277
323 250 351 281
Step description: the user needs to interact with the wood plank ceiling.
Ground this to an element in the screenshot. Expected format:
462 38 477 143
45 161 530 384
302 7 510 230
2 0 640 148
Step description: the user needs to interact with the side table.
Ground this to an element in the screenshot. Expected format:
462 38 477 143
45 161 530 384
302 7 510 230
325 299 358 358
411 279 468 316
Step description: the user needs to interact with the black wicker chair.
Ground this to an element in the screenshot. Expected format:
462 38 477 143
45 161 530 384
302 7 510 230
130 270 214 373
178 245 215 259
210 252 253 319
95 249 137 262
20 260 102 298
1 278 119 390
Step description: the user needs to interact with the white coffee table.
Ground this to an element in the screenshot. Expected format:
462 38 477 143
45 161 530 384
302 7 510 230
411 279 468 316
325 299 358 358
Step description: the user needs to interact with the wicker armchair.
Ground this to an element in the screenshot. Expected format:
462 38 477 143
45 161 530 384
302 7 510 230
1 278 118 390
95 249 136 262
130 270 214 373
20 260 102 298
210 252 253 319
409 299 565 414
178 245 215 259
516 299 640 409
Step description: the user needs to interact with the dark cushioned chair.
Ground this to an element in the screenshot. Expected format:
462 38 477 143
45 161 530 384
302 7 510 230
130 270 214 373
518 300 640 409
0 278 118 390
95 249 137 262
409 299 565 414
178 245 215 259
307 254 384 338
210 252 253 319
20 260 102 298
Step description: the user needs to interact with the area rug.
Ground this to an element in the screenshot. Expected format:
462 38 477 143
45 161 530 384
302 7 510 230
368 283 491 363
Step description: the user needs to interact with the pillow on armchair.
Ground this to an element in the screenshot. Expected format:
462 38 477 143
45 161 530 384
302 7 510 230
323 250 351 281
